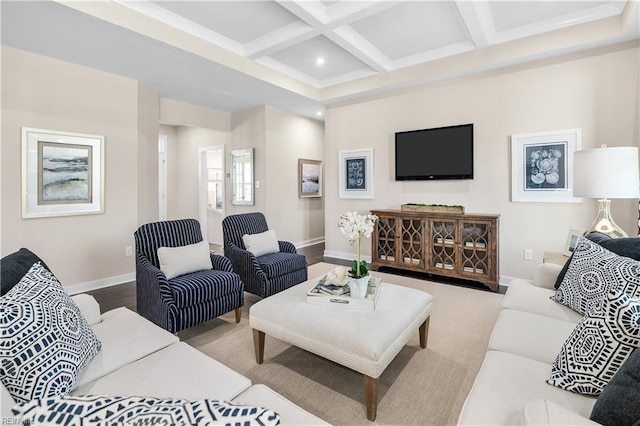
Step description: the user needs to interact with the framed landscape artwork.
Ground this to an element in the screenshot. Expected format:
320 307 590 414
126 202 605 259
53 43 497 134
22 127 105 218
339 148 374 199
298 158 322 198
511 129 582 203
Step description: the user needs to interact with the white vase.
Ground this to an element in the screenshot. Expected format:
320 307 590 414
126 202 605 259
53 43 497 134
349 275 370 299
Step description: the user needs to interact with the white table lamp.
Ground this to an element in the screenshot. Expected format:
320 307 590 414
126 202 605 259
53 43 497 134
573 146 640 238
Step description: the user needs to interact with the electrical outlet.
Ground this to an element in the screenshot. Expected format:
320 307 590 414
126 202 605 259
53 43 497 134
255 181 260 188
125 246 133 257
524 248 533 261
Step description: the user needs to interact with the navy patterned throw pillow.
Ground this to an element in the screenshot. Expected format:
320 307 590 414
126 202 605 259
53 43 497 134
547 290 640 395
12 395 281 426
0 262 102 403
551 237 640 315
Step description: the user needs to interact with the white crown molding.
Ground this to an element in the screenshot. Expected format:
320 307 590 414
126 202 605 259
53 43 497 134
255 57 321 88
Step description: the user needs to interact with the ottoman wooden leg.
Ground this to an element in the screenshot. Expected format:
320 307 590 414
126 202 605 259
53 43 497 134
419 317 430 349
252 329 265 364
364 375 378 421
235 307 242 323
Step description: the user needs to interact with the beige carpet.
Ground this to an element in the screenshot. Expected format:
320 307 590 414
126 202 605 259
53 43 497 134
178 263 504 425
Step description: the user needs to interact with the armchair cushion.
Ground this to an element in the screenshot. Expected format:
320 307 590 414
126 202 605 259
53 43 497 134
258 252 308 278
157 240 212 280
170 271 244 309
243 230 280 257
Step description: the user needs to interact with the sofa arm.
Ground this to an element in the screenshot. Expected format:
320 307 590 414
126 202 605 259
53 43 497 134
210 253 234 272
278 240 297 254
523 399 600 425
532 263 564 290
71 294 102 326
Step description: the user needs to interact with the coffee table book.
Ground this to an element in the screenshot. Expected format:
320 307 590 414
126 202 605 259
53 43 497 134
307 276 382 310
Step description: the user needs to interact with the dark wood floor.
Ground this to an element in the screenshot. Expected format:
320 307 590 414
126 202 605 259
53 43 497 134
87 242 328 314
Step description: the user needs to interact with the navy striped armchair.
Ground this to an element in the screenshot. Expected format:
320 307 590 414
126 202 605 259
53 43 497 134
222 213 308 298
134 219 244 333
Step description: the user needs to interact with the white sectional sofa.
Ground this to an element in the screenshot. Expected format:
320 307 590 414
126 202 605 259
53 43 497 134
1 294 326 425
458 263 600 425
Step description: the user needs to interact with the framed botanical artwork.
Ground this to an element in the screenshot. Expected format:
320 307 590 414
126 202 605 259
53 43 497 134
511 128 582 203
564 228 583 256
298 158 322 198
22 127 105 218
339 148 374 199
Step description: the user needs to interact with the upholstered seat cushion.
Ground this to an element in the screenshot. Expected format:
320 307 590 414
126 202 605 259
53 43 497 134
257 252 307 279
170 271 243 309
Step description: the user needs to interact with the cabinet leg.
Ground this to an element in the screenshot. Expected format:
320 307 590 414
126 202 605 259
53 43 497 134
419 317 429 349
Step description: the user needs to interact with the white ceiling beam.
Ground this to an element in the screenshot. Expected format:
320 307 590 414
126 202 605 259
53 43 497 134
454 0 493 49
275 0 326 27
622 0 639 37
327 26 390 72
325 1 398 28
245 22 319 59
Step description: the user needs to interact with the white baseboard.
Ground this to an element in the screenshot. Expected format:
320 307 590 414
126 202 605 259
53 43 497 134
323 250 372 263
65 272 135 295
295 237 325 249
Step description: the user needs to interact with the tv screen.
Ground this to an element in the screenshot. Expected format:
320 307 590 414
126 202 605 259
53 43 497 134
395 123 473 181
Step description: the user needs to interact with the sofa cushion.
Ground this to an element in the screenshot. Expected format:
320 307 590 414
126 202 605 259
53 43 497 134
457 351 596 425
554 232 640 290
258 251 307 279
74 307 178 389
0 248 53 296
501 279 583 323
243 230 280 257
590 347 640 425
169 270 243 308
547 290 640 396
73 342 251 401
523 399 601 426
157 240 212 280
12 395 280 426
0 263 101 403
488 309 578 364
551 238 640 315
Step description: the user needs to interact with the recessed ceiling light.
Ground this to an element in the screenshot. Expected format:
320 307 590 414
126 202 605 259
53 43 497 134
316 111 323 117
315 57 325 65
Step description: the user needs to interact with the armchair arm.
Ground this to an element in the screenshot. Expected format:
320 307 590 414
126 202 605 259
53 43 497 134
210 253 234 272
278 240 297 254
135 253 178 332
224 241 268 296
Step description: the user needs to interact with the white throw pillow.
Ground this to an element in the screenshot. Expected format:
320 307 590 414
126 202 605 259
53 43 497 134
242 230 280 257
157 240 212 279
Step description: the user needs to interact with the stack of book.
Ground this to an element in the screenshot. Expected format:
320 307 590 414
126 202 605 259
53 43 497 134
308 277 350 296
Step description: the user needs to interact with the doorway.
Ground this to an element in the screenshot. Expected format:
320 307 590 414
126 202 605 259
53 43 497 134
199 145 225 245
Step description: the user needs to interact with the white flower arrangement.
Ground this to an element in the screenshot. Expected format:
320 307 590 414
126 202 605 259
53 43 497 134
338 211 379 278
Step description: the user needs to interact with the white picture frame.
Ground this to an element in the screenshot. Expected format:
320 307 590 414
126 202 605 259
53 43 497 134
22 127 105 219
511 128 582 203
564 228 583 256
339 148 374 199
298 158 323 198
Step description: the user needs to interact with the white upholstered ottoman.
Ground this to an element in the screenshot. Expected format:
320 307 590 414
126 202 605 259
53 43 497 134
250 278 433 421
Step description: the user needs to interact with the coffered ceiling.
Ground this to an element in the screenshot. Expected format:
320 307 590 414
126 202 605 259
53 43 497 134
2 1 638 120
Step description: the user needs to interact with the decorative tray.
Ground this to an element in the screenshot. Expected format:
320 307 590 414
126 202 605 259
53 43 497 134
306 276 382 311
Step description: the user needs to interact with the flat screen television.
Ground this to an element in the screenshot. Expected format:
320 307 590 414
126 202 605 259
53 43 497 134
395 123 473 181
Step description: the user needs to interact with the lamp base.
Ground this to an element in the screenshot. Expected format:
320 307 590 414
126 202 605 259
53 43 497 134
582 199 629 238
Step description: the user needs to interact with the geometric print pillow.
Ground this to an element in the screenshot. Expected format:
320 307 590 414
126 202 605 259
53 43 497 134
12 395 281 426
547 290 640 395
0 263 102 403
551 237 640 315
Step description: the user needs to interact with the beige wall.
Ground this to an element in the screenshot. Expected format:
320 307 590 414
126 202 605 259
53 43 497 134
325 45 640 282
1 46 140 287
137 84 160 225
265 106 325 244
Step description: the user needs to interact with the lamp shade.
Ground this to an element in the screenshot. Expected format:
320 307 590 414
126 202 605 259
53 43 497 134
573 146 640 199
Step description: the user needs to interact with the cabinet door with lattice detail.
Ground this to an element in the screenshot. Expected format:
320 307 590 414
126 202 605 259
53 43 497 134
400 218 423 268
460 220 493 279
428 219 458 274
373 215 398 263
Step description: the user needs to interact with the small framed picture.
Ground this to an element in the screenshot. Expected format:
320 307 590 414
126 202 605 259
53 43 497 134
564 229 583 256
511 129 582 203
339 148 374 199
298 158 322 198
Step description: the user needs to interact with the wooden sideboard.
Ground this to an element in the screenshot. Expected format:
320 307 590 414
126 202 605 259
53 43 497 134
370 209 500 291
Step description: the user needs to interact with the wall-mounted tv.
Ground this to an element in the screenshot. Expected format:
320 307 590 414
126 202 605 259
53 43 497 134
395 123 474 181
